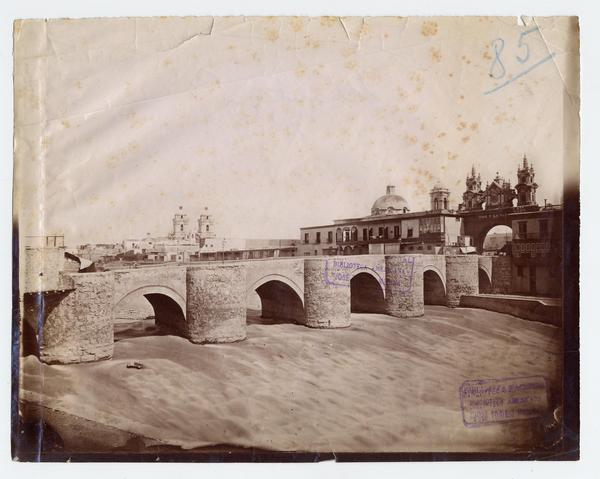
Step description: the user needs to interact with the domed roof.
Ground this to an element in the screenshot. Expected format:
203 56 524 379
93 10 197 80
371 186 410 216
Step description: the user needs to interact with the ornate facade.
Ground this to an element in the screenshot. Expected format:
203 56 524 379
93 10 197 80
459 156 536 212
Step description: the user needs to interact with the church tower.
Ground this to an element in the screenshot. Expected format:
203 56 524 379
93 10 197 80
197 207 216 247
459 165 484 211
430 182 450 211
171 206 189 239
515 154 538 206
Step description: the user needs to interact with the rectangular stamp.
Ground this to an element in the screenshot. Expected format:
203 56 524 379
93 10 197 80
459 376 548 427
322 257 414 293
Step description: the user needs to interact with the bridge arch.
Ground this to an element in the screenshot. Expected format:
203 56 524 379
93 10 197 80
350 269 385 313
247 274 305 324
423 267 446 305
478 267 492 294
113 285 187 337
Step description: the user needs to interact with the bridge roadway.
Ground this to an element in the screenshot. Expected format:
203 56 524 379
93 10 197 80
22 254 504 365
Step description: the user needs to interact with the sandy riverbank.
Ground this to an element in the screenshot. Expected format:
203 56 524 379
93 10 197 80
19 306 562 453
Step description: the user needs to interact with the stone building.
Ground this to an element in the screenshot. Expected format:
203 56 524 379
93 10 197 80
298 182 466 257
298 156 563 297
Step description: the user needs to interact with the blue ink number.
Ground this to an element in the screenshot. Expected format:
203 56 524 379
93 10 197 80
489 38 506 79
484 26 554 95
516 27 540 64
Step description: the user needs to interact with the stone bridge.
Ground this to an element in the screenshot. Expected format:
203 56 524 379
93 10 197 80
22 254 507 364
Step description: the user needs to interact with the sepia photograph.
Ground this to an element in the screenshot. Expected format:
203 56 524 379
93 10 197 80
11 12 580 462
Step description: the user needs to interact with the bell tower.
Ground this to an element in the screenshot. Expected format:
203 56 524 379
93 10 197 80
459 165 484 211
197 207 216 247
171 206 189 239
515 154 538 206
430 182 450 211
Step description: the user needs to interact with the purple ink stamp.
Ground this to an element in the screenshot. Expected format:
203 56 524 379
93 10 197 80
459 376 548 427
322 257 415 294
323 259 386 289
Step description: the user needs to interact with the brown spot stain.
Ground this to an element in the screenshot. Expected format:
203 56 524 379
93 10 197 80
421 142 430 152
290 17 303 33
61 119 71 128
421 21 438 37
320 16 337 27
404 135 417 145
437 132 446 138
430 47 442 63
462 136 470 143
266 29 279 41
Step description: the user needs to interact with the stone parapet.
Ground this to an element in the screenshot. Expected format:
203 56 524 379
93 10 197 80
39 272 115 364
445 255 479 307
384 255 424 318
303 258 350 328
186 265 247 343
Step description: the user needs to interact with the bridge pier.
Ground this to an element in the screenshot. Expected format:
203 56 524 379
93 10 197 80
384 255 424 318
303 258 350 328
186 265 247 343
39 273 115 364
445 255 479 307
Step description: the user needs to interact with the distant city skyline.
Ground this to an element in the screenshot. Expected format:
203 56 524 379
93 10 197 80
15 17 567 246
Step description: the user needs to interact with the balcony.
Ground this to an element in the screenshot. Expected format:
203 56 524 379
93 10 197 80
513 232 550 241
337 237 401 246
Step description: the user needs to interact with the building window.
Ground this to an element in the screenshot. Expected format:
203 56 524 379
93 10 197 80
351 227 358 241
384 227 389 239
336 228 343 242
407 227 413 238
418 246 423 251
394 225 400 238
518 221 528 239
369 228 373 239
316 232 321 243
434 198 439 210
517 265 524 277
378 227 384 237
363 228 368 241
304 233 309 244
180 224 184 231
409 246 414 251
327 231 333 243
443 198 448 209
539 219 549 238
206 225 210 232
427 245 433 250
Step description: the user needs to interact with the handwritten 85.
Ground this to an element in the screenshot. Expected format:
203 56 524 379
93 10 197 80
485 26 555 95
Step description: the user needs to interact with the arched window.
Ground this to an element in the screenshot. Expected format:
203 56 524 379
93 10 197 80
336 228 343 242
443 198 448 209
351 227 358 241
434 198 439 210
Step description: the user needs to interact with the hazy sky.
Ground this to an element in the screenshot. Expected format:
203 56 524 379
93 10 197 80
14 16 576 246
